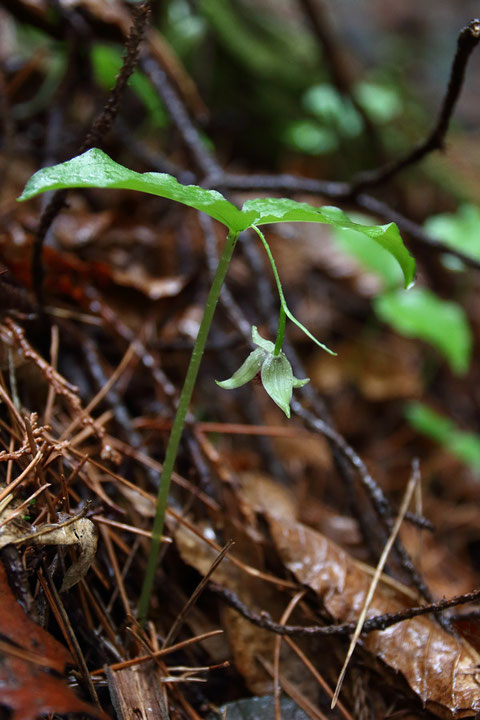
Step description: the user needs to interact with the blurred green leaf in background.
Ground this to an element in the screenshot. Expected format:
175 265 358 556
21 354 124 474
374 288 471 375
91 44 168 129
406 403 480 472
424 204 480 266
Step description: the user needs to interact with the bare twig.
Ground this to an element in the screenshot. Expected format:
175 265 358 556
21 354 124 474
140 54 221 179
274 591 306 720
209 582 480 639
32 1 151 308
349 19 480 193
162 540 234 648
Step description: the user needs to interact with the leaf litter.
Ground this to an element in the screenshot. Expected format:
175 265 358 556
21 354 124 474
0 564 108 720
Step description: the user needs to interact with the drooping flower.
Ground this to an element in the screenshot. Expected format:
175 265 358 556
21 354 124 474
216 326 309 418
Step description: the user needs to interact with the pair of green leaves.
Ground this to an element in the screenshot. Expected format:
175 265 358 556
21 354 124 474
216 326 308 417
18 148 415 287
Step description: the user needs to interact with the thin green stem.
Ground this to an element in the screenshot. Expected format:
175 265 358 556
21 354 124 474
251 224 335 356
274 306 286 356
138 229 239 622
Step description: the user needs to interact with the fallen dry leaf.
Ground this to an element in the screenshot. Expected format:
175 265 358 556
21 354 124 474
0 497 98 592
32 514 98 592
0 563 108 720
267 515 480 719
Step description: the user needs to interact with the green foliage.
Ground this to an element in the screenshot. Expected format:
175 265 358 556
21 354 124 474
374 288 472 375
424 204 480 264
90 44 168 128
12 27 66 119
353 81 402 123
284 84 362 155
164 0 207 58
284 80 401 156
199 0 318 85
19 147 416 621
406 403 480 471
283 119 338 155
19 148 246 230
330 219 473 374
19 148 415 288
303 84 363 137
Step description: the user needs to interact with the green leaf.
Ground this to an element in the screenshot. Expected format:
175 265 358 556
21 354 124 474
18 148 247 232
283 119 338 155
292 376 309 388
424 204 480 263
374 288 472 375
243 200 415 289
353 81 402 123
216 348 265 389
331 222 404 290
405 402 480 471
303 84 363 137
260 352 295 417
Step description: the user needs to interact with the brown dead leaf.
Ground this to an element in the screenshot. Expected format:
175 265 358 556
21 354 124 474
267 515 480 719
32 514 98 592
237 472 298 522
109 267 187 300
0 563 108 720
0 499 98 592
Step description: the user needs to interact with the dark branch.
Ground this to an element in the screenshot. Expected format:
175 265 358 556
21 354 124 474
140 54 221 179
210 582 480 638
349 19 480 193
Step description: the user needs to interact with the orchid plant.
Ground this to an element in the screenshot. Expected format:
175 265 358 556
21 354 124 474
19 147 415 619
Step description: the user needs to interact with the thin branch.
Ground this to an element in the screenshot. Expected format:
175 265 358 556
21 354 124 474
332 462 419 707
162 540 234 648
215 172 480 270
354 193 480 270
209 583 480 639
32 1 151 308
349 19 480 193
290 398 436 607
140 54 221 179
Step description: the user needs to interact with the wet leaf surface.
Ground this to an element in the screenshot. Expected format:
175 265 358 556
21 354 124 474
268 515 480 719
